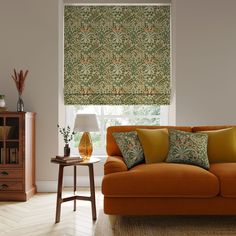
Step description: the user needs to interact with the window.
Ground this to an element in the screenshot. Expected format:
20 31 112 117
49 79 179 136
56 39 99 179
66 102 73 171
66 105 169 155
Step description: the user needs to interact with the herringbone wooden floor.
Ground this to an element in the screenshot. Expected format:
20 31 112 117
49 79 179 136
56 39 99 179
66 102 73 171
0 188 103 236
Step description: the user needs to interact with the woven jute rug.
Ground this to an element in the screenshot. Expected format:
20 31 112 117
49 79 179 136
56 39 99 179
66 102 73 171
94 211 236 236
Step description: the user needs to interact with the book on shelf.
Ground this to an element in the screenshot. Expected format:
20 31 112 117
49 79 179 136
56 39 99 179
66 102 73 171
51 156 83 163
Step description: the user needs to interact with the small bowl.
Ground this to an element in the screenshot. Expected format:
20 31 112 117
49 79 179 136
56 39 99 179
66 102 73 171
0 126 12 140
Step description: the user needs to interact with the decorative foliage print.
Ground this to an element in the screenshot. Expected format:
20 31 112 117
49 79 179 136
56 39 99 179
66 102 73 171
113 131 144 169
166 129 210 170
64 6 170 105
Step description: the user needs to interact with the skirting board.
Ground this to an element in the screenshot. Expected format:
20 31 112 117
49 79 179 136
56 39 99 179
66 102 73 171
36 176 103 192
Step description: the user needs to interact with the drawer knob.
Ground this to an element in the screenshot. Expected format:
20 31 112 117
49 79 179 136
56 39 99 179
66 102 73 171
0 184 8 190
0 171 8 176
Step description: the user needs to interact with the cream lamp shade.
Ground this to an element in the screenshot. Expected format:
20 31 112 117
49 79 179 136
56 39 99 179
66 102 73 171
73 114 99 160
74 114 99 132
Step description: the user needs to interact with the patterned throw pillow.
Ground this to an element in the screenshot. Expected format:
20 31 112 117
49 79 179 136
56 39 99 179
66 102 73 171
113 131 144 169
166 129 209 169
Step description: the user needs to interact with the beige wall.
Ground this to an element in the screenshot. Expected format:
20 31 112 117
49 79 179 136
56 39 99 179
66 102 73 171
173 0 236 126
1 0 236 190
0 0 59 185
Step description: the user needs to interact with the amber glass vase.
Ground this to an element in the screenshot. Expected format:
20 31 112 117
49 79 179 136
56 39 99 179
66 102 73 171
79 132 93 160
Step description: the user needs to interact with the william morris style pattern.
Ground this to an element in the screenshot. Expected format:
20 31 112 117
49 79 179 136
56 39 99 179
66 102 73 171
64 6 170 105
166 129 210 170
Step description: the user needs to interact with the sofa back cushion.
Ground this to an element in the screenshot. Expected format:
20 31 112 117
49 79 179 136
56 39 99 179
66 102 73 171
192 125 234 132
137 128 169 163
107 126 192 156
198 127 236 163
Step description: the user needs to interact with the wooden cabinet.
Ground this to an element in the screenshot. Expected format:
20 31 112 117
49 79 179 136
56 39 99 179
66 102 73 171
0 112 36 201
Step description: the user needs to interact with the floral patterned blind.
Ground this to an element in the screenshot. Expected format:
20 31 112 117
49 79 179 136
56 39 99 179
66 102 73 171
64 6 170 105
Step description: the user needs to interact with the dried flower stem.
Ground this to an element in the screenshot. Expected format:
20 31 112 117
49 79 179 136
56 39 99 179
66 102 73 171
11 69 28 96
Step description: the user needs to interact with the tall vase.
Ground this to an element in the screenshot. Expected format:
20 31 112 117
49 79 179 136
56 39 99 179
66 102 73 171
17 95 24 112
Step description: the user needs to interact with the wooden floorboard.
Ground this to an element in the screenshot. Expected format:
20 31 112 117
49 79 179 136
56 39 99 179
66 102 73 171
0 188 103 236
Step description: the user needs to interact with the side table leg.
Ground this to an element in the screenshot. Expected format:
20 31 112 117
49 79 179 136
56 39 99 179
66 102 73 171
74 165 76 211
89 164 97 220
55 165 64 223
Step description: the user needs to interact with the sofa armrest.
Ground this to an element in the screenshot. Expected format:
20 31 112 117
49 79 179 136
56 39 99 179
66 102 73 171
104 156 128 175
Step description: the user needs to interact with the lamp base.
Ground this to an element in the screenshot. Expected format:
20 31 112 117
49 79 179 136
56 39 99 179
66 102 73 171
78 132 93 160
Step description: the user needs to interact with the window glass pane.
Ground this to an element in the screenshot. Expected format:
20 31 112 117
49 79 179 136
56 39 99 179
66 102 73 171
104 117 160 128
73 105 101 115
130 117 160 125
132 106 160 116
104 118 129 127
103 106 126 115
103 105 160 116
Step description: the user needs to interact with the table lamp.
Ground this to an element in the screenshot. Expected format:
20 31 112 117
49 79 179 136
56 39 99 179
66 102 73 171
73 114 99 160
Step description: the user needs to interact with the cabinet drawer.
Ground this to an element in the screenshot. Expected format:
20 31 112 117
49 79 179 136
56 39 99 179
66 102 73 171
0 181 23 191
0 169 23 179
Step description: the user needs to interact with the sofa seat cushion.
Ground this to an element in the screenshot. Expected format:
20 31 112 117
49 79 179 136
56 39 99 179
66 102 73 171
102 163 219 198
209 163 236 197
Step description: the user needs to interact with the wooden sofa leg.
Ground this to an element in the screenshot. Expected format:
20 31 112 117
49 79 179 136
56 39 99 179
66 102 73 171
108 215 117 229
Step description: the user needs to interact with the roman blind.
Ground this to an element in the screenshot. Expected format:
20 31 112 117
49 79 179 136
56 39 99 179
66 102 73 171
64 5 170 105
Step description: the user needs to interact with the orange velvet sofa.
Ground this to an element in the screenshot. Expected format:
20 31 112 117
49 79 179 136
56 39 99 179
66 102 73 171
102 125 236 216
